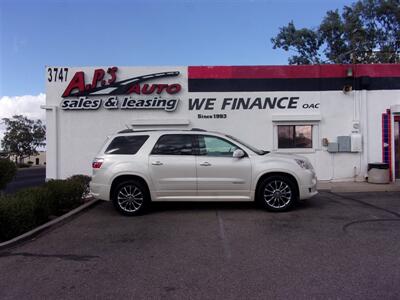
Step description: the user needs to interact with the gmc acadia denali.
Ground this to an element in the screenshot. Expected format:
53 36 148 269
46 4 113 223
90 129 317 216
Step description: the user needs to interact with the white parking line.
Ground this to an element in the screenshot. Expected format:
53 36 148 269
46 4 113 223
217 211 232 260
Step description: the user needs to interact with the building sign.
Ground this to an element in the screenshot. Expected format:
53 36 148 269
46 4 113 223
47 66 321 117
188 96 320 110
186 96 320 119
56 67 182 111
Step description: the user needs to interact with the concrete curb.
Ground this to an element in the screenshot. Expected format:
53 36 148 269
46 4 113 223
0 198 100 250
317 181 400 193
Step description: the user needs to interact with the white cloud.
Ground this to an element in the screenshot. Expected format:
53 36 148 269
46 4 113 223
0 93 46 144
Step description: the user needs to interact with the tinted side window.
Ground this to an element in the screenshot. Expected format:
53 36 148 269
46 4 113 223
105 135 149 154
152 135 194 155
198 136 238 157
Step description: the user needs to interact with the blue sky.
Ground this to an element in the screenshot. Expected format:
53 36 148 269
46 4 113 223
0 0 352 97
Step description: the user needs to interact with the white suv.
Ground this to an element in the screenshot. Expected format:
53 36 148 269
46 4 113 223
90 129 317 215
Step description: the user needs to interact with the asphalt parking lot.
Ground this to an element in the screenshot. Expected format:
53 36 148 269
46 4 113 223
3 166 46 194
1 191 400 299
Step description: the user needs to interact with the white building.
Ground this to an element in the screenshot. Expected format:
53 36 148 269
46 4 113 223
44 64 400 182
12 151 46 166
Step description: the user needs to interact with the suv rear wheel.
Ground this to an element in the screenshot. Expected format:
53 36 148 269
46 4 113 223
257 175 297 212
112 180 150 216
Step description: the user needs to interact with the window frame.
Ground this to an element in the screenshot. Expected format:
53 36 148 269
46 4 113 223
273 121 319 153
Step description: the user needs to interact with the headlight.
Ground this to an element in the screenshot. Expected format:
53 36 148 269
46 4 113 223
295 159 313 170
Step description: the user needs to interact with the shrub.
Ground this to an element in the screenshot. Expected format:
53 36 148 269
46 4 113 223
27 161 34 165
44 180 79 214
17 163 31 168
0 158 17 190
68 175 92 198
0 174 90 242
15 187 53 223
0 193 37 241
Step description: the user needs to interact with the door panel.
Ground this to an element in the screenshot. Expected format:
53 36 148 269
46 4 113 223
196 156 252 198
196 135 252 199
148 134 196 200
149 155 197 199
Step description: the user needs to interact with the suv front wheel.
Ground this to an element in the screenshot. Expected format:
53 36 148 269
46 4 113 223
112 180 150 216
257 175 297 212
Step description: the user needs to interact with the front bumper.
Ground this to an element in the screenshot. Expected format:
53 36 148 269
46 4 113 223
298 170 318 200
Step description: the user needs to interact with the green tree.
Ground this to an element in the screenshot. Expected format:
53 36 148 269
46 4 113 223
1 115 46 163
271 0 400 64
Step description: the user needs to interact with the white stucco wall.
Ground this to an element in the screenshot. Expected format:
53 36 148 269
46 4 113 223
45 66 400 181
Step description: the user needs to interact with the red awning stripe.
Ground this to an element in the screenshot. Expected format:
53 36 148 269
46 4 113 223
188 64 400 79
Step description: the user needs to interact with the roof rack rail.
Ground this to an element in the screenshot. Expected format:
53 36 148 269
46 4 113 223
118 129 135 133
117 128 207 134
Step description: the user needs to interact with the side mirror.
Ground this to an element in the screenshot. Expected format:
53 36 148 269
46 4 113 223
233 149 245 158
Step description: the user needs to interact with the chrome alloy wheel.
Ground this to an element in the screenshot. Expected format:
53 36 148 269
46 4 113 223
117 185 144 213
263 180 292 209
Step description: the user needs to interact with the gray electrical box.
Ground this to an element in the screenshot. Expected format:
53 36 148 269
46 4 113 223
327 142 339 152
338 136 351 152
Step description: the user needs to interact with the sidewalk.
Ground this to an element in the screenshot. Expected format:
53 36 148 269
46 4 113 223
317 180 400 193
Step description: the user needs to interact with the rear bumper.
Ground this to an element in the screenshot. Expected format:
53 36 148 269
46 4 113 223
90 182 111 201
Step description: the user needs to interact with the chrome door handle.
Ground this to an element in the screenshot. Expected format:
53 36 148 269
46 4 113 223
200 162 211 167
152 161 163 166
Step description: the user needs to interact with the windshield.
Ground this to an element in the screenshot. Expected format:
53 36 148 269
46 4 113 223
225 134 269 155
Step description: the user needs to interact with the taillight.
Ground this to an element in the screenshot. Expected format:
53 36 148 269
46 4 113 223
92 158 104 169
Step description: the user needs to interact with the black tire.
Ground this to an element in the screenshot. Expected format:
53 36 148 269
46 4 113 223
257 175 297 212
112 180 150 216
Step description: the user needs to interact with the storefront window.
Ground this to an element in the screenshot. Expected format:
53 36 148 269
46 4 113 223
278 125 312 148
